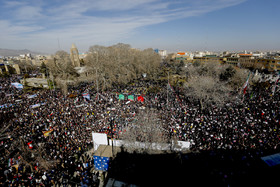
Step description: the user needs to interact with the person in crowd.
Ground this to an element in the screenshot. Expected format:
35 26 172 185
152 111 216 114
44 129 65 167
0 74 279 185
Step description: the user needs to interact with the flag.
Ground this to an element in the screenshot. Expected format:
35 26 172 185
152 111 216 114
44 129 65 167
74 97 79 103
250 92 254 99
119 94 125 100
27 94 37 99
43 129 53 137
242 72 250 95
27 141 33 149
167 82 172 91
137 96 144 102
11 82 23 89
8 158 13 167
93 156 110 171
82 93 90 100
128 95 134 101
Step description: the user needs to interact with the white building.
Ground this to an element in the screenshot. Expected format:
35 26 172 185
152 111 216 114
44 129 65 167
158 50 167 58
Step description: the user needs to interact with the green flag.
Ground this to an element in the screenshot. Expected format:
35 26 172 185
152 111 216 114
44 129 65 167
128 95 134 101
119 94 125 100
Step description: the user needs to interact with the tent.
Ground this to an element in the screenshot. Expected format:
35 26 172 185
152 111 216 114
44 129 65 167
92 132 108 151
261 153 280 167
93 145 112 171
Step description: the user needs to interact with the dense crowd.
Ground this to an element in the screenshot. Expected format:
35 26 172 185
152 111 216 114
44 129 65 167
0 73 279 186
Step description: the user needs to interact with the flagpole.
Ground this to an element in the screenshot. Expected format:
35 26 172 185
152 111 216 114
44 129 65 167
241 72 251 102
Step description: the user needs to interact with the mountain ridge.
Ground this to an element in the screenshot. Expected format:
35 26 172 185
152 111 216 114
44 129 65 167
0 48 44 57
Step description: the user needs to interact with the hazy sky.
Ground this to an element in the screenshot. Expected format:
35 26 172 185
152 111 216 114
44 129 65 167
0 0 279 54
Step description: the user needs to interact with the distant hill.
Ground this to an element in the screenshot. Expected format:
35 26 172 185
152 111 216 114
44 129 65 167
0 48 44 57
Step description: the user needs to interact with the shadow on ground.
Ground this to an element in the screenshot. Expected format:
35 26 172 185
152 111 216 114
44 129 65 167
106 148 280 187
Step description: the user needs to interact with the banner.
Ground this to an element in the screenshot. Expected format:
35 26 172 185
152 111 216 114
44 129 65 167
11 82 23 89
27 94 37 99
119 94 125 100
0 104 13 108
8 158 13 167
30 104 41 108
82 93 90 100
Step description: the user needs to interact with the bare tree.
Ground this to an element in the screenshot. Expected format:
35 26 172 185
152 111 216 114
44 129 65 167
119 110 170 153
228 67 251 91
185 75 232 109
47 50 79 94
84 43 161 89
183 61 234 109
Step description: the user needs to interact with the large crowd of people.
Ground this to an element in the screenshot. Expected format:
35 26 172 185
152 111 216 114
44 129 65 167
0 72 279 186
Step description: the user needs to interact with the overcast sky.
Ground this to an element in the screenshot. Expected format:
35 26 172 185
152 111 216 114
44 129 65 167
0 0 279 54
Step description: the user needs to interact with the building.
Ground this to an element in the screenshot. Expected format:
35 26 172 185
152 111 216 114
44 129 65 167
154 49 167 59
70 43 81 67
256 58 280 72
0 62 21 75
175 52 192 61
223 56 280 72
154 49 159 54
158 50 167 58
176 52 186 58
193 55 223 64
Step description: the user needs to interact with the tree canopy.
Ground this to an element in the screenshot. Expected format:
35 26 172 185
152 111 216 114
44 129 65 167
83 43 161 89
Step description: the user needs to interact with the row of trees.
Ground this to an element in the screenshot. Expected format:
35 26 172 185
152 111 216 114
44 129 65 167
45 43 161 93
44 44 253 109
84 43 160 86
